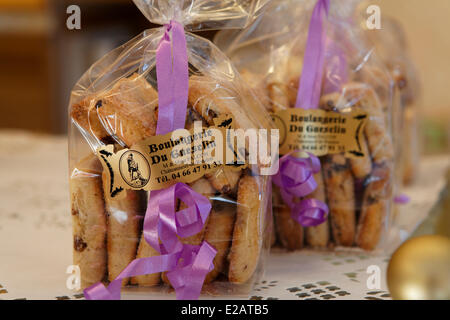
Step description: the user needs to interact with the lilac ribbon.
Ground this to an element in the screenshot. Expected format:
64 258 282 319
277 0 331 227
85 21 217 300
83 241 216 300
156 20 189 135
143 183 212 255
166 243 216 300
83 253 179 300
84 183 217 300
295 0 330 109
274 153 328 227
291 199 329 227
273 154 321 198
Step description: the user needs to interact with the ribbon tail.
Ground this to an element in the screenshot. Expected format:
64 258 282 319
170 242 217 300
84 252 181 300
144 190 165 253
83 282 116 300
295 0 330 109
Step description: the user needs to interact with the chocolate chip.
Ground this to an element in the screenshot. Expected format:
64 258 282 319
221 185 231 194
331 163 349 172
208 109 218 120
366 196 378 205
74 236 87 252
71 208 78 216
323 100 338 111
100 136 116 145
95 100 103 109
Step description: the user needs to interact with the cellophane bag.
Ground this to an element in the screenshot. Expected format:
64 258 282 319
68 0 274 299
360 13 421 186
215 0 396 252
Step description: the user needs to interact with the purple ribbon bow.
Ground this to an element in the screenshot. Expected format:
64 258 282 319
84 182 217 300
273 154 321 197
143 183 213 255
85 20 217 300
83 239 216 300
274 153 328 227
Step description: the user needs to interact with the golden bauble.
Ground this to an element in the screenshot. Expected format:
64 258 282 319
387 235 450 300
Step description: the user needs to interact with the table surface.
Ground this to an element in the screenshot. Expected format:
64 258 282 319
0 131 448 300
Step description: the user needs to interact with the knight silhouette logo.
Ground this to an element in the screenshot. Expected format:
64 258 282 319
119 150 150 188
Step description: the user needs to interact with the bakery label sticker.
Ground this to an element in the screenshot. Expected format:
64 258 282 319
97 115 247 197
272 109 367 158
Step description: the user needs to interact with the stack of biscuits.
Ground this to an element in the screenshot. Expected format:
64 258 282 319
212 0 396 253
243 60 394 252
70 73 271 290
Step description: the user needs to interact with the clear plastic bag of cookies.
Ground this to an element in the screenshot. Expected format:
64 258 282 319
68 0 274 299
215 0 396 252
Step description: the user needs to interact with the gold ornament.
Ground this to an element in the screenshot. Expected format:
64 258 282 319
387 235 450 300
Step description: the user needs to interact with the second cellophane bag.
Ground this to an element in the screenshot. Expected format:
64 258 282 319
215 0 396 252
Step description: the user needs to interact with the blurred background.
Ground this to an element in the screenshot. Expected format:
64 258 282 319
0 0 448 155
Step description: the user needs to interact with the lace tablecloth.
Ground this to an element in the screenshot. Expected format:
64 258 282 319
0 131 447 300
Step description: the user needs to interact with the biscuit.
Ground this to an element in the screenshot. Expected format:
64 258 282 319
70 155 107 289
130 232 162 287
240 69 271 113
240 69 263 91
71 95 110 144
356 164 392 250
104 173 146 286
267 82 291 112
355 65 392 112
204 201 236 283
286 55 304 84
341 83 394 162
71 73 159 147
322 154 356 247
205 168 241 195
265 54 303 112
185 105 242 196
305 170 330 248
319 92 373 179
273 186 304 250
188 75 257 131
228 175 262 283
349 137 372 179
